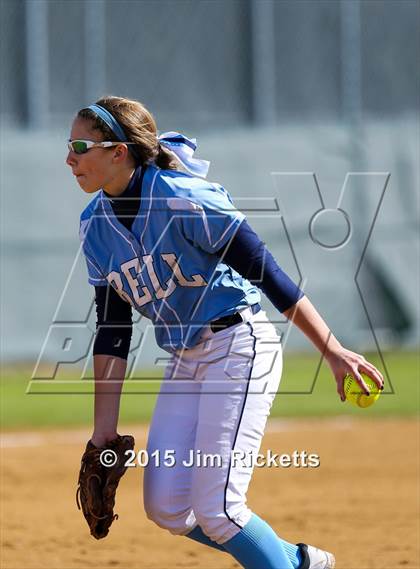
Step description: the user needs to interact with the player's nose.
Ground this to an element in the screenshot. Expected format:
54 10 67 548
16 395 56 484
66 150 77 167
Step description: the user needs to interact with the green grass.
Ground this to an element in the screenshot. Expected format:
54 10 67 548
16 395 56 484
1 351 418 430
273 350 419 418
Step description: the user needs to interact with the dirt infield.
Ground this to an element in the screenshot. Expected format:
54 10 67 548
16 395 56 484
1 418 418 569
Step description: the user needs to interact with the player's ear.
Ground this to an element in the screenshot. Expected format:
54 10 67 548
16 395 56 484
112 143 128 163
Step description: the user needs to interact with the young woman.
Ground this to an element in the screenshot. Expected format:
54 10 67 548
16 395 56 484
67 96 383 569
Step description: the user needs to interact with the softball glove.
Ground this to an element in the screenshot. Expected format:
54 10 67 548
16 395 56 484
76 434 135 539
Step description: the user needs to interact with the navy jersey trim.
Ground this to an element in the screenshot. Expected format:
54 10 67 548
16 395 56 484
105 166 146 231
93 285 133 360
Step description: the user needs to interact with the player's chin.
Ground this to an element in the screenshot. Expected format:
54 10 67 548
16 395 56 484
77 177 100 194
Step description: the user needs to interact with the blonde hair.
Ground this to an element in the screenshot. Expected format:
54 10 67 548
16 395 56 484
78 96 178 169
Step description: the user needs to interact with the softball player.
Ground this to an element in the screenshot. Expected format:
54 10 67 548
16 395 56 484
67 96 383 569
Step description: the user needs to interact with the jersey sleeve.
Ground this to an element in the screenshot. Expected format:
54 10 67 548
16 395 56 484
169 183 245 254
79 217 108 286
216 219 304 312
84 252 108 286
93 285 133 359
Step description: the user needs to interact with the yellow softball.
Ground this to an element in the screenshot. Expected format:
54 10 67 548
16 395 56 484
344 372 381 408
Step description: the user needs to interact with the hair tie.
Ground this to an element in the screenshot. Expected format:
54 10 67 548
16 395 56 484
158 131 210 178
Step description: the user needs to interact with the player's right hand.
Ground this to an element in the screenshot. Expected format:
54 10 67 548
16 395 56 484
325 346 384 401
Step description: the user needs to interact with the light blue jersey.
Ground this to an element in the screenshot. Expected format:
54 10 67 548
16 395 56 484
80 165 260 352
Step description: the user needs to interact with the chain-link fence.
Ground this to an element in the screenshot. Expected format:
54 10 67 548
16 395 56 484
1 0 418 127
1 0 419 365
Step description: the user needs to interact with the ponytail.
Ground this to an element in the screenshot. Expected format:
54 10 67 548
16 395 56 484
78 96 178 170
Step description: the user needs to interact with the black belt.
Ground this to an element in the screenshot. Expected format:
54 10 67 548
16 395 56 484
210 304 261 333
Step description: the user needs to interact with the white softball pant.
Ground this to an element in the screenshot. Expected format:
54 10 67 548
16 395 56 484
143 308 283 544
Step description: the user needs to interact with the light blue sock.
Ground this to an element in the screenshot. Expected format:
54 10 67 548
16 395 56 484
186 517 302 569
222 514 300 569
282 540 303 569
186 525 226 552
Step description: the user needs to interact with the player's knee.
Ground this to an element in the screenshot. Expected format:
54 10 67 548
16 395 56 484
144 495 190 534
144 499 171 529
144 493 169 528
143 471 171 529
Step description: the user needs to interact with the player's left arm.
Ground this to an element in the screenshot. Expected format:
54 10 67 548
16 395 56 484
283 296 384 401
218 219 384 401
